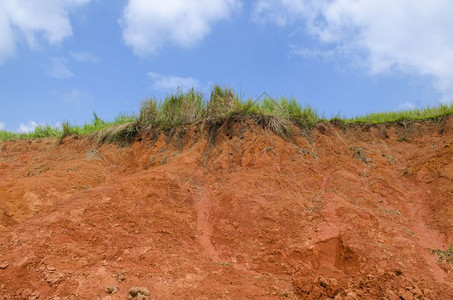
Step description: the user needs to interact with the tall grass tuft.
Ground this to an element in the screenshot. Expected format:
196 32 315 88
207 86 239 122
33 125 59 138
158 88 205 127
137 98 158 131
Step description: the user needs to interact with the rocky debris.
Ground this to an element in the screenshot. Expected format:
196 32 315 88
15 288 40 299
45 272 64 286
294 271 443 299
295 276 342 299
128 286 150 299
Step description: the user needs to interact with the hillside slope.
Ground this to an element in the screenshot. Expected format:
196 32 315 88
0 117 452 299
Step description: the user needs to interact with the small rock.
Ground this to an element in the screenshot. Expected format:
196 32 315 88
412 286 423 298
385 290 399 300
47 266 56 272
318 276 328 288
345 291 358 300
104 286 119 294
45 273 63 286
0 262 9 269
116 272 125 282
422 288 434 298
128 286 150 299
399 289 415 300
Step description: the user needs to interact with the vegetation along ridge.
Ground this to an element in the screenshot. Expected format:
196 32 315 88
1 85 452 142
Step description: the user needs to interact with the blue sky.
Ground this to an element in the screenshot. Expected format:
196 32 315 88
1 0 452 132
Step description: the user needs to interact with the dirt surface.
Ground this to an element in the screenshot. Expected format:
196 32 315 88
0 117 452 299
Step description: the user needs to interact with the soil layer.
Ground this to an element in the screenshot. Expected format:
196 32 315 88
0 117 452 299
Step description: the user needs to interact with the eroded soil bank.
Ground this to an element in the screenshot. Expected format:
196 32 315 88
0 117 452 299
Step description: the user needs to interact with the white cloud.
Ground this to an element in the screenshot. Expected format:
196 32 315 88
0 0 91 63
148 72 200 92
0 121 5 130
253 0 453 102
70 51 99 63
120 0 241 55
0 9 15 63
62 88 92 105
47 57 74 79
252 0 307 26
18 121 38 133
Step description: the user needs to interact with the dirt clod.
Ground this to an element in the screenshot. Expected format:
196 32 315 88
104 286 119 294
116 272 126 282
128 286 150 299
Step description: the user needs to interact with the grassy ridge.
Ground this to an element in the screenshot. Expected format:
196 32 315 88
0 112 135 142
345 104 453 124
1 85 452 142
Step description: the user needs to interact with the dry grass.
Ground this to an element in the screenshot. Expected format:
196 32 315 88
91 122 138 146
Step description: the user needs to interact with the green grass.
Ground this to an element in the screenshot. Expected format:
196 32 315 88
0 112 136 142
0 124 61 141
344 104 453 124
158 88 205 127
1 85 453 143
135 87 319 138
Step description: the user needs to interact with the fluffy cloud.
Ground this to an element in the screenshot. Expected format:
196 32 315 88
0 0 91 63
120 0 241 55
18 121 38 133
0 121 5 130
148 72 200 92
253 0 453 102
0 9 15 62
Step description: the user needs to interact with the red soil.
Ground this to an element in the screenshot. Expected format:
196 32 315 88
0 117 452 299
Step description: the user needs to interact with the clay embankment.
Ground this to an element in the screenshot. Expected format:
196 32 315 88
0 117 452 299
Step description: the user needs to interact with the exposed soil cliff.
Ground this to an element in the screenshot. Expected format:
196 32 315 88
0 116 452 299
